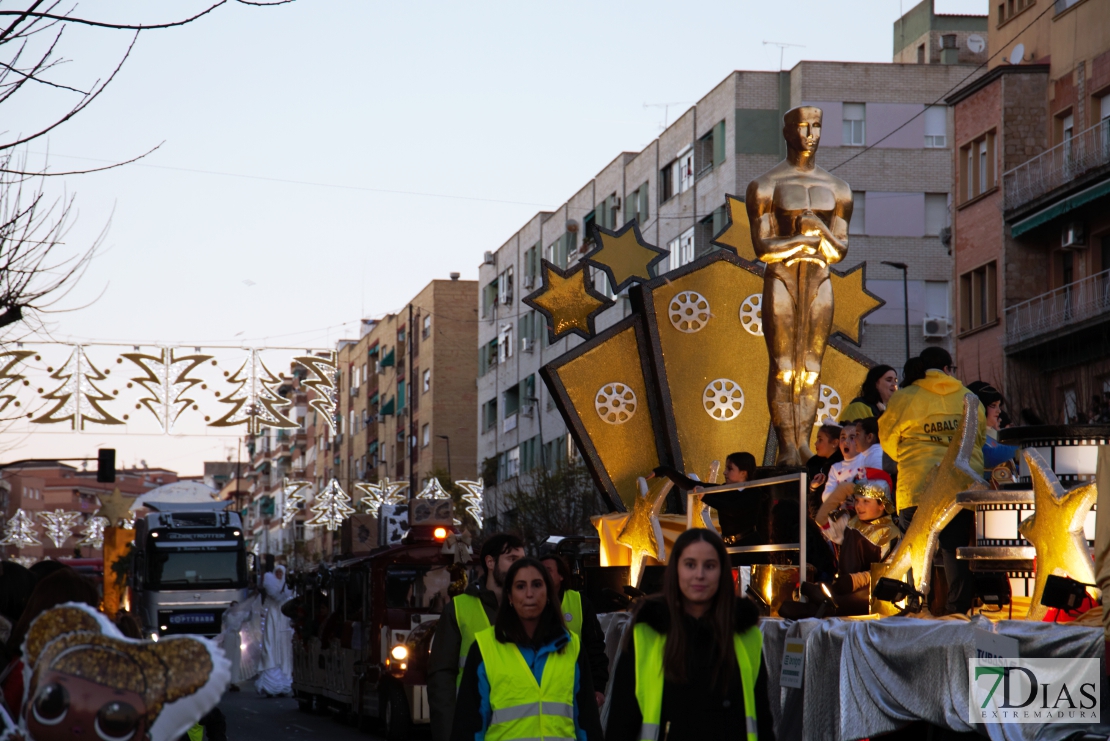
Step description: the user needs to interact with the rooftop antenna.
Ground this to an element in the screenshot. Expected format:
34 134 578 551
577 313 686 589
763 40 806 71
643 101 692 131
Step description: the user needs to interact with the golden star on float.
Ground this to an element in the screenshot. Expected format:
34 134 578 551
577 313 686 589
831 263 884 346
617 477 667 585
523 260 612 343
95 488 135 529
1019 449 1099 621
712 195 756 263
872 394 987 606
587 221 669 292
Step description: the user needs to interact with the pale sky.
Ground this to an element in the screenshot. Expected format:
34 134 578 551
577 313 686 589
3 0 988 475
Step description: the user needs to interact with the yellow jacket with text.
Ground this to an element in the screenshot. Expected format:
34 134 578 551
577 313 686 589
878 370 986 512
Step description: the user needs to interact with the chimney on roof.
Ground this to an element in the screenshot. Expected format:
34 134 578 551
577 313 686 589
450 272 460 281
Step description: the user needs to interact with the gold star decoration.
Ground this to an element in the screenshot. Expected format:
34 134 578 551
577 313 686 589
95 488 135 529
872 394 987 605
617 476 668 586
586 220 669 293
523 259 613 343
712 195 756 263
1019 449 1099 621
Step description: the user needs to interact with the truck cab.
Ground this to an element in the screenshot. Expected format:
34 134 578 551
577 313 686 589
131 501 250 640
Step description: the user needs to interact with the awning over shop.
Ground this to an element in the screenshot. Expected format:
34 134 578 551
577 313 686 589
1011 179 1110 238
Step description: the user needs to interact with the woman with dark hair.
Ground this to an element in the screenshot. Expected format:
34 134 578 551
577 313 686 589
840 364 897 422
967 381 1020 477
540 553 610 701
901 357 926 388
724 452 757 484
452 557 603 741
606 529 774 741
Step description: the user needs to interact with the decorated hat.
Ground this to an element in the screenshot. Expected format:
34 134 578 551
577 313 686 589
853 468 894 513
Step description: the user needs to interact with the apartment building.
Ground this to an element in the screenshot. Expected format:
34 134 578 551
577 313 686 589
949 0 1110 422
477 2 987 527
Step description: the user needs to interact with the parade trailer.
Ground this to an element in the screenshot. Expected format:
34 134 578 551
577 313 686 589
130 500 250 640
290 519 456 740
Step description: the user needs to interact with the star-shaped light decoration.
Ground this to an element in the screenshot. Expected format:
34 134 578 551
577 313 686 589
76 516 110 549
38 510 83 548
355 477 409 514
523 259 613 344
281 478 311 527
617 476 668 586
94 488 134 529
416 477 449 500
1018 449 1099 621
586 220 669 293
871 394 987 604
456 478 485 528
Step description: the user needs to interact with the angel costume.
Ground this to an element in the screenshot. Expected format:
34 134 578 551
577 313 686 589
255 566 295 697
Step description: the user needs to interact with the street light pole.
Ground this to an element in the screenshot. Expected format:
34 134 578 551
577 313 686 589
882 261 911 364
526 396 545 472
437 435 452 481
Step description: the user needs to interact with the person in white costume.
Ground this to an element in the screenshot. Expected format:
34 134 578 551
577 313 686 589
255 562 295 697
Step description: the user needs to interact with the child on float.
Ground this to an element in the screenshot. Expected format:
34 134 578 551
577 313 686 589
814 469 902 616
819 417 882 504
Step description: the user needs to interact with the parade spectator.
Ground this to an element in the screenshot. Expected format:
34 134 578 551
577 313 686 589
540 553 609 702
605 529 773 741
901 357 926 388
723 452 757 484
879 347 985 614
839 365 898 422
968 381 1020 478
429 532 525 741
452 557 602 741
0 561 35 647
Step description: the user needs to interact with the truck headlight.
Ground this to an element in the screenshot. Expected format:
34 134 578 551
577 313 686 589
390 644 408 661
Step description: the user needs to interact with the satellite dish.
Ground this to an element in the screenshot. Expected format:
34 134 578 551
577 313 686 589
1009 43 1025 65
968 34 985 54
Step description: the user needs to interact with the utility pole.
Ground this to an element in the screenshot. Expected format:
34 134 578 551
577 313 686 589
883 261 912 364
408 302 416 501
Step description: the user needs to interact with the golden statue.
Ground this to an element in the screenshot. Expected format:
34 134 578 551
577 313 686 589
746 106 852 465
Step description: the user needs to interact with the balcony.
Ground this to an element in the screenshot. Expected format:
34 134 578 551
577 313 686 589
1005 269 1110 348
1003 119 1110 214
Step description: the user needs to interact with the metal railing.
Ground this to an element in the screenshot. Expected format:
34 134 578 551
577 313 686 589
1005 268 1110 345
1003 119 1110 212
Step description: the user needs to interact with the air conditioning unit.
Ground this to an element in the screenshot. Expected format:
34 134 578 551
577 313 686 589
522 275 535 289
483 251 496 265
499 291 512 305
1062 221 1086 249
521 338 534 353
923 316 950 338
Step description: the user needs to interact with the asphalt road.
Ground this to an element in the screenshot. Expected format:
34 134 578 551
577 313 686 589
217 684 402 741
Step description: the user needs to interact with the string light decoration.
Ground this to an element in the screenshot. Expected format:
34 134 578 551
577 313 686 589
76 516 110 549
355 477 409 514
32 346 124 430
306 478 356 531
209 349 297 434
9 555 37 568
281 478 311 527
0 508 41 548
38 509 83 548
294 352 338 434
122 348 213 433
456 479 485 527
416 477 449 500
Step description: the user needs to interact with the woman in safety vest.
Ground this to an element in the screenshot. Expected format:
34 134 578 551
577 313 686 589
605 529 774 741
451 557 604 741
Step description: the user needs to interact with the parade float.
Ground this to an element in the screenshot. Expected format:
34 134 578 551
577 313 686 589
520 106 1106 740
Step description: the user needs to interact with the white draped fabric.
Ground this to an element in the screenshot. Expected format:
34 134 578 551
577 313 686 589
254 566 295 696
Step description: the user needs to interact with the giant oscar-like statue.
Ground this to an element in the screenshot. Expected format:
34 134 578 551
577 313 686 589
746 106 852 466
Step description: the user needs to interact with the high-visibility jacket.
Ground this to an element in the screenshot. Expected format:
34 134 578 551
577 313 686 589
455 593 493 686
560 590 583 635
632 622 762 741
186 724 204 741
474 626 581 741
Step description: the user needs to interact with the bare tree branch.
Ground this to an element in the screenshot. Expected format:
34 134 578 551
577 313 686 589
0 3 229 32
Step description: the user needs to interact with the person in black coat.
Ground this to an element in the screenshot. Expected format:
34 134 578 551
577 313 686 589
606 529 776 741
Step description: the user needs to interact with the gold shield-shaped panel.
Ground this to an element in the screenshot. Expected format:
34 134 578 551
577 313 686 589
541 316 664 510
638 252 771 478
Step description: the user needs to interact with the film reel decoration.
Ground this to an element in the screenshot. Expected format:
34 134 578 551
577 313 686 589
815 385 841 425
668 291 711 333
703 379 744 422
595 382 637 425
739 294 763 336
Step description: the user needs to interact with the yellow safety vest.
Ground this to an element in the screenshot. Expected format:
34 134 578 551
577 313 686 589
454 593 493 686
475 626 581 741
186 724 204 741
560 590 583 635
632 622 762 741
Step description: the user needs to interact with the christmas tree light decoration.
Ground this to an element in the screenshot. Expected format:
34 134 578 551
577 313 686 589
456 479 485 527
294 352 338 434
306 478 355 531
32 346 124 429
281 478 311 527
209 349 297 434
76 516 110 549
0 349 33 415
355 477 409 513
416 477 449 500
38 509 83 548
0 508 41 548
10 555 37 568
122 348 213 432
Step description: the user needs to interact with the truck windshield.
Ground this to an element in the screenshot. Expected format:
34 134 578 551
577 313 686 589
385 565 451 612
148 549 246 589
